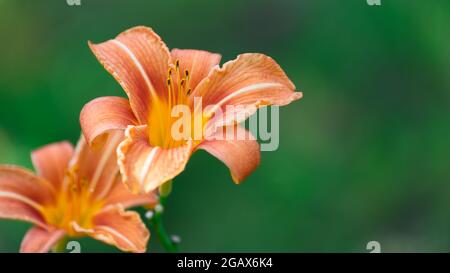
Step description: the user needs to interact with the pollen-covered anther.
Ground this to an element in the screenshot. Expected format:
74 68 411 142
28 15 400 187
71 183 78 192
165 60 192 104
81 178 89 188
184 70 190 90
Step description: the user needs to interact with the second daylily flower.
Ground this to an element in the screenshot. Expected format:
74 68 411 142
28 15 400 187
0 131 156 253
81 26 302 193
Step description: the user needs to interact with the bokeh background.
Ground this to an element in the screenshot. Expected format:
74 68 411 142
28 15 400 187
0 0 449 252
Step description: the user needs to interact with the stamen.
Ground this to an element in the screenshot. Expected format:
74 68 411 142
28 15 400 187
167 78 173 105
152 59 196 148
71 182 78 192
184 70 190 91
80 178 88 188
174 60 181 105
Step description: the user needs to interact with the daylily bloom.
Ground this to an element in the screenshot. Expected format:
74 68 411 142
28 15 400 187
0 131 156 253
81 26 302 193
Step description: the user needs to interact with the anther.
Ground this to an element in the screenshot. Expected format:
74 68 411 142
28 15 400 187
81 178 88 188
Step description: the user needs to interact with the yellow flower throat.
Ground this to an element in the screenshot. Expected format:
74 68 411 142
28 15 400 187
41 166 104 236
148 60 204 148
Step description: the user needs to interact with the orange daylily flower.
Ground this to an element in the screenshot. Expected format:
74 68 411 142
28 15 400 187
80 26 302 193
0 131 157 253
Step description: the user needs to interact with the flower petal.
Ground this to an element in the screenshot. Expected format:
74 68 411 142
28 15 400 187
0 197 47 228
171 49 221 90
117 125 193 193
103 175 158 209
192 53 302 125
0 166 55 227
89 26 170 123
80 96 137 144
20 227 65 253
72 205 149 253
70 131 124 200
197 126 260 183
31 141 74 191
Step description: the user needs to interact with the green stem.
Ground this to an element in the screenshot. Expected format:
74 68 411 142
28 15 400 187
52 236 68 253
159 180 172 197
150 181 178 253
153 210 178 253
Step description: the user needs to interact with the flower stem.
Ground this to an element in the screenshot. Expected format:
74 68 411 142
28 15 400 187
150 180 178 253
153 207 178 253
159 180 173 197
52 236 68 253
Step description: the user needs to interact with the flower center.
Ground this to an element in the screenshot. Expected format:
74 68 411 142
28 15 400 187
147 60 196 148
41 166 104 236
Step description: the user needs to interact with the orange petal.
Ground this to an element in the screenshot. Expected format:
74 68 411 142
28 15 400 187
0 166 55 227
197 126 260 183
0 197 47 228
80 96 137 144
72 205 149 253
117 125 193 193
20 227 65 253
192 53 302 125
89 26 170 123
104 176 158 209
31 141 73 191
70 131 124 200
171 49 221 90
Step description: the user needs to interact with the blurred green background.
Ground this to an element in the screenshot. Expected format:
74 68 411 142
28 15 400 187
0 0 449 252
